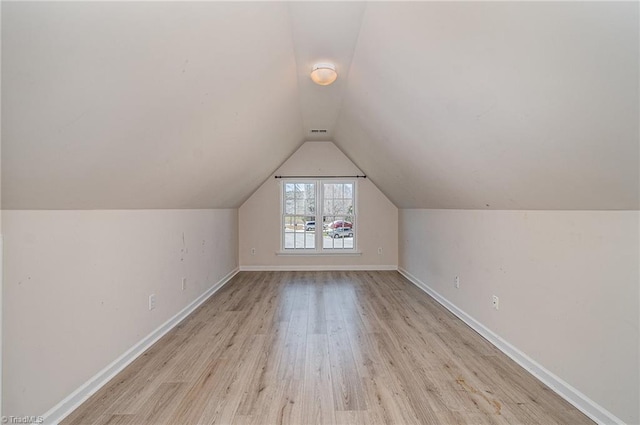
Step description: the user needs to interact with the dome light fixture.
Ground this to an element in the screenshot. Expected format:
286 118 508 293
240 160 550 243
310 63 338 86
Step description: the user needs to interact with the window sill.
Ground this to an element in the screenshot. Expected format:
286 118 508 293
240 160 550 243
276 251 362 257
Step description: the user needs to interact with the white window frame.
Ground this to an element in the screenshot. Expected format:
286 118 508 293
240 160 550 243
279 178 358 255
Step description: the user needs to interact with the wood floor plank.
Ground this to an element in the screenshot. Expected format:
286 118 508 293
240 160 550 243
62 271 594 425
307 280 327 335
301 334 336 425
162 356 234 424
100 415 135 425
325 283 367 411
196 334 268 424
133 382 187 425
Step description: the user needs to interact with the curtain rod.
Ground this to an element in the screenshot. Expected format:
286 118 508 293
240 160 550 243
274 175 366 179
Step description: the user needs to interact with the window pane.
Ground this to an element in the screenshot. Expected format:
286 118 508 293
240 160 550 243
305 200 314 216
344 184 353 198
303 227 315 249
285 199 294 214
285 183 294 195
323 184 334 199
305 183 315 197
333 199 347 215
323 223 354 249
283 215 316 249
284 216 295 249
323 199 332 216
344 199 354 215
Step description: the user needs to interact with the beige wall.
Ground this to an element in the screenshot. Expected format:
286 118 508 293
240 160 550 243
399 209 639 424
2 209 238 416
239 142 397 269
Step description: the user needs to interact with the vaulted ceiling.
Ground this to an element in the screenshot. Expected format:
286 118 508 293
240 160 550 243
2 2 638 210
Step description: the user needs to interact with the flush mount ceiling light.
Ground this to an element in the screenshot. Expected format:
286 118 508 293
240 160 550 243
310 63 338 86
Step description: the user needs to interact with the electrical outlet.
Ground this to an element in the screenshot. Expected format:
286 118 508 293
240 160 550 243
492 295 499 310
181 277 186 291
377 247 383 255
454 276 460 289
251 248 256 255
149 294 156 310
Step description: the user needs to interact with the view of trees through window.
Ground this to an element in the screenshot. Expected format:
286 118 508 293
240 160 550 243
283 181 355 251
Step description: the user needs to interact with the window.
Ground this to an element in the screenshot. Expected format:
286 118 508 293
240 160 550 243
283 182 316 250
282 180 356 253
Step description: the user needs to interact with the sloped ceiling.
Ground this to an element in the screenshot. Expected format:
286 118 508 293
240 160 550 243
2 2 638 210
2 2 305 209
334 2 639 210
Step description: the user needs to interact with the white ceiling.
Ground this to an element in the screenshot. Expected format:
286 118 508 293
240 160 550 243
2 2 638 210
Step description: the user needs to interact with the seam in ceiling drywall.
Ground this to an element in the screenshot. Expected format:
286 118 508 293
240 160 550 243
288 2 367 141
332 2 368 141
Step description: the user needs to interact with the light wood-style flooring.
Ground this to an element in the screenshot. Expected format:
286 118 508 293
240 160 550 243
62 271 593 425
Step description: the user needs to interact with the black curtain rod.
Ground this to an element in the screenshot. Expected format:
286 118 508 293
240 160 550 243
274 175 366 179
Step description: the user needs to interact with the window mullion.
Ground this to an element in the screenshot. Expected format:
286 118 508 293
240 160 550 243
316 179 322 251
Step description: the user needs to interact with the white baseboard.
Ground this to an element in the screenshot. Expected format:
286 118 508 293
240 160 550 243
239 265 398 271
42 267 239 425
397 268 624 425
